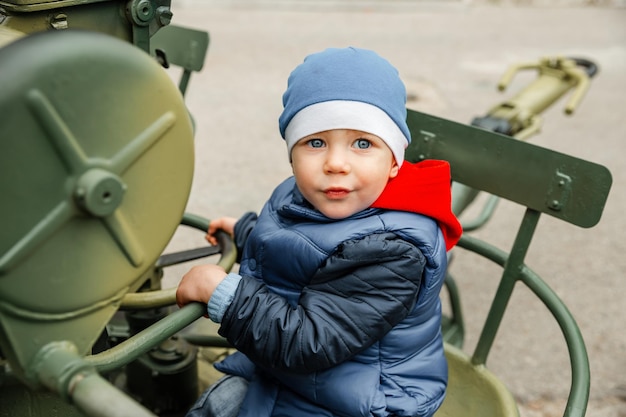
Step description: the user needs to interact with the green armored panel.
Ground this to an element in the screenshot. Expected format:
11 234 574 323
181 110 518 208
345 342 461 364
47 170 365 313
0 29 194 385
406 109 612 228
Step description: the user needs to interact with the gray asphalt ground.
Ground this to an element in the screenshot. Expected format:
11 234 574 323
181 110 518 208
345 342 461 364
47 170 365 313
160 2 626 416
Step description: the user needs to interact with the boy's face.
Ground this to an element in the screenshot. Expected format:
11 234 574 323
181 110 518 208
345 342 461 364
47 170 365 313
291 129 399 219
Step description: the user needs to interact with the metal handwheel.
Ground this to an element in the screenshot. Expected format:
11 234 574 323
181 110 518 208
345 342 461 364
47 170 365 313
0 29 199 417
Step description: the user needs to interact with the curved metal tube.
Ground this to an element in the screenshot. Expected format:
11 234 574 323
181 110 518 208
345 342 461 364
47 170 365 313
119 212 237 310
71 371 157 417
119 287 177 310
85 302 205 374
181 211 210 230
183 334 232 348
34 342 157 417
457 234 590 417
460 194 500 232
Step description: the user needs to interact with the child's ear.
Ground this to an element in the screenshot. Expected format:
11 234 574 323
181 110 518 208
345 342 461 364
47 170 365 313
389 160 400 179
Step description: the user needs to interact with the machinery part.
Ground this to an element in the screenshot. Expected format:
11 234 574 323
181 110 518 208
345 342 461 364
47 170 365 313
0 28 194 388
407 110 611 229
405 109 612 417
156 245 221 268
33 341 157 417
125 334 198 415
472 56 598 141
0 0 174 51
453 57 599 220
112 220 236 414
120 219 237 310
150 24 210 96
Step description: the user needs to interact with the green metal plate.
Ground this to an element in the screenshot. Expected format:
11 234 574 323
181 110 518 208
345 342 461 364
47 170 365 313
150 24 209 71
406 109 612 228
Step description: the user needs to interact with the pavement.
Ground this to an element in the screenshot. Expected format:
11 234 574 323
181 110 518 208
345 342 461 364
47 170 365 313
159 2 626 416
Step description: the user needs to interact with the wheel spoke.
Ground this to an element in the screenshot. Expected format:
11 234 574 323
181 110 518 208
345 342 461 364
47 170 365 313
0 201 74 273
110 112 176 174
27 89 88 174
103 210 145 267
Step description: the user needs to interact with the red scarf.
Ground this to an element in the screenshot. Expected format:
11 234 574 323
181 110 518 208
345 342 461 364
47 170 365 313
372 160 462 251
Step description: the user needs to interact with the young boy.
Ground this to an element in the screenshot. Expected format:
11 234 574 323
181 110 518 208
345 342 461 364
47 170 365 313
176 47 462 417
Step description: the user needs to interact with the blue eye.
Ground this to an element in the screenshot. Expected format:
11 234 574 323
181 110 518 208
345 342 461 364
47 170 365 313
354 139 371 149
308 138 325 148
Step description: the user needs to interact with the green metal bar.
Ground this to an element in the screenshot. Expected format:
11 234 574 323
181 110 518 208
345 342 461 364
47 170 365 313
181 211 210 230
119 287 177 310
460 194 500 232
71 370 157 417
178 70 191 96
451 182 481 216
471 208 541 365
34 341 157 417
119 213 237 310
457 234 590 417
441 272 465 348
520 268 590 417
182 212 237 271
85 302 205 374
183 334 232 348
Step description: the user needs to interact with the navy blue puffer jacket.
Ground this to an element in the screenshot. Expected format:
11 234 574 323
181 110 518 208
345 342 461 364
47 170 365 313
216 177 449 417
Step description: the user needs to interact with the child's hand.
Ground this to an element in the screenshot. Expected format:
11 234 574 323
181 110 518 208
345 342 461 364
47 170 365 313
206 216 238 246
176 264 227 308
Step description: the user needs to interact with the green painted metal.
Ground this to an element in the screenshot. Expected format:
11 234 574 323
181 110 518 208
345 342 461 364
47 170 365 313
33 341 157 416
0 1 134 42
439 56 600 355
440 272 464 347
119 213 237 310
472 208 541 366
457 193 500 232
0 0 174 52
454 234 592 417
0 29 194 388
85 303 205 374
0 0 109 10
404 104 610 416
406 109 612 228
491 57 593 138
151 24 210 96
435 344 519 417
181 212 238 271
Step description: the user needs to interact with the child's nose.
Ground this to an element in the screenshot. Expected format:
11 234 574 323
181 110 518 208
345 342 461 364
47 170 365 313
324 147 351 174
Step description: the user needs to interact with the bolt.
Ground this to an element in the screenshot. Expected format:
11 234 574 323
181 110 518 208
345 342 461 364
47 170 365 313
134 0 154 23
156 6 173 26
50 13 68 30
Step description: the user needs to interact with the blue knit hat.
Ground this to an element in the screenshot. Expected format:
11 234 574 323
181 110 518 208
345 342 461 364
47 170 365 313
279 47 411 166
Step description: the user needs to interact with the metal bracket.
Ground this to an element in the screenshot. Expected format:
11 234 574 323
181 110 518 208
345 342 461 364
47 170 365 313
546 170 572 212
416 129 436 161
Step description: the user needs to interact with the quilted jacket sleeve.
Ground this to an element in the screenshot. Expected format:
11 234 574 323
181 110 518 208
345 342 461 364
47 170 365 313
218 232 426 373
232 211 257 263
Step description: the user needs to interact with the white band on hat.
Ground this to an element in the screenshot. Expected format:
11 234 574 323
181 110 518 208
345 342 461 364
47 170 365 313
284 100 408 166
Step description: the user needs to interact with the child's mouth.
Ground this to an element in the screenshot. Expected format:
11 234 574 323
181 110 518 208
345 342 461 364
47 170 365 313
324 188 350 199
